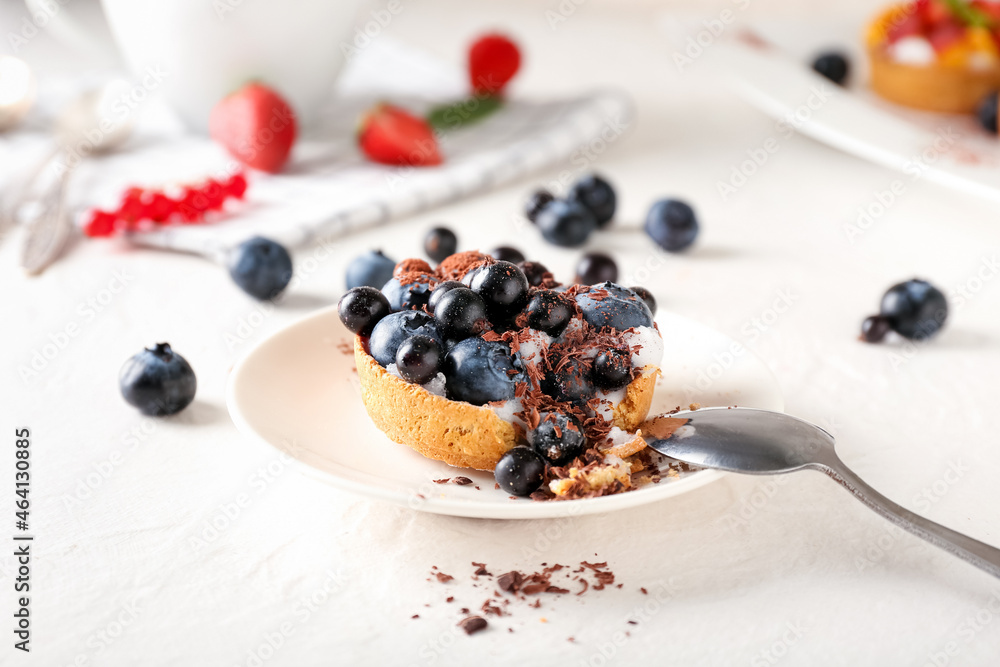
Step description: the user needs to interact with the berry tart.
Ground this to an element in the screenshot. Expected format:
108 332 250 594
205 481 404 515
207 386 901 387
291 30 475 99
338 251 667 499
867 0 1000 113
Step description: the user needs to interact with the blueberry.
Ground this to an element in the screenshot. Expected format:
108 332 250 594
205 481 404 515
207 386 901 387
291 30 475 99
119 343 197 416
518 261 554 288
592 348 632 390
879 279 948 340
338 286 391 336
470 261 530 320
428 280 466 313
811 51 850 86
529 413 585 466
369 311 442 366
568 173 616 228
227 236 293 300
460 266 482 288
645 199 699 253
541 355 594 405
382 277 435 311
536 199 598 247
424 227 458 263
575 282 653 331
860 315 892 344
977 92 999 134
524 189 555 224
434 287 489 340
575 252 618 285
346 250 396 290
490 246 525 264
444 338 525 405
495 446 546 496
396 335 442 384
628 286 657 316
526 290 573 336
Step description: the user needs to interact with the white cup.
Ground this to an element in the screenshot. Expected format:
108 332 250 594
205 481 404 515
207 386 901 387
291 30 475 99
27 0 366 132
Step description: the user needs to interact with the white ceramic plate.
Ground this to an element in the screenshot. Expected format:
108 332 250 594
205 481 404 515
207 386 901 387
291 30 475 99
226 307 783 519
677 18 1000 205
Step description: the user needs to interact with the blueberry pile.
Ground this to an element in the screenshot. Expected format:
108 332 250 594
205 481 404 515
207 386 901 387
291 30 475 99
525 173 615 247
860 278 948 343
338 252 658 497
523 173 701 254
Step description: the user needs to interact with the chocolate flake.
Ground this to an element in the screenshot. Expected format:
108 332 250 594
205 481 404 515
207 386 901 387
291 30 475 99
435 572 454 583
458 616 488 635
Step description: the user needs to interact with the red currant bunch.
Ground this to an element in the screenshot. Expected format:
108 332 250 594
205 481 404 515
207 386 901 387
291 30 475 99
83 171 248 238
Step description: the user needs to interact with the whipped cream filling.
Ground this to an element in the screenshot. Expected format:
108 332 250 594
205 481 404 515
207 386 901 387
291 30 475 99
386 364 447 397
886 36 935 66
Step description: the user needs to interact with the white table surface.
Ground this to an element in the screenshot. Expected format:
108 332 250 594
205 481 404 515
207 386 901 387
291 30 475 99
4 1 1000 665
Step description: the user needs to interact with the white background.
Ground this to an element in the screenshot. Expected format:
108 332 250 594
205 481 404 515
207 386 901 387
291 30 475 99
3 0 1000 665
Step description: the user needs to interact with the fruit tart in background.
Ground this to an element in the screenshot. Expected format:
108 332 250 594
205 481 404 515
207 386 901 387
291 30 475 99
867 0 1000 112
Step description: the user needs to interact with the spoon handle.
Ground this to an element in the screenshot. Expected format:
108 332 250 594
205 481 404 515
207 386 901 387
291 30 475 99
819 458 1000 579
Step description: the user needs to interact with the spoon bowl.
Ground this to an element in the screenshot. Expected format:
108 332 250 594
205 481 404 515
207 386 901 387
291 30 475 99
658 408 835 474
646 407 1000 580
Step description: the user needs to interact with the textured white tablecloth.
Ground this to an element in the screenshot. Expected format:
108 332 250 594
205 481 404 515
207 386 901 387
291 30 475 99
3 1 1000 665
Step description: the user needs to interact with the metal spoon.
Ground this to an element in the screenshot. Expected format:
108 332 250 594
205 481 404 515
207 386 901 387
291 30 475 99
5 84 133 274
645 407 1000 579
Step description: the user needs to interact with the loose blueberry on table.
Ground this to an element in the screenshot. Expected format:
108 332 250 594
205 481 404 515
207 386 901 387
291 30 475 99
338 251 664 500
575 252 618 286
119 343 197 416
568 173 617 228
489 246 525 264
645 198 699 252
535 199 598 248
859 278 948 343
524 189 555 224
811 51 850 86
346 250 396 290
424 227 459 264
227 236 293 301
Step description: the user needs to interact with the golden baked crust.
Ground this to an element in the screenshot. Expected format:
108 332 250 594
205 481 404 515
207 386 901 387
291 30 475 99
353 337 659 471
867 5 1000 113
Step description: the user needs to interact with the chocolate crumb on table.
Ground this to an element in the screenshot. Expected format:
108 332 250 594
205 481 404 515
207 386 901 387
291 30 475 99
435 572 454 583
458 616 488 635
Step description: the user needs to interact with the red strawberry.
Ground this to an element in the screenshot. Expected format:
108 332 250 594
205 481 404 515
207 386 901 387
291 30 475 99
209 82 297 173
928 18 966 52
468 33 521 96
357 104 442 167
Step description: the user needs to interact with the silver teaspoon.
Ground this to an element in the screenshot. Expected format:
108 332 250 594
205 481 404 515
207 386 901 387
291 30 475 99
11 85 133 274
644 407 1000 579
